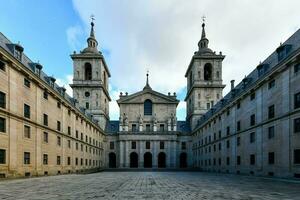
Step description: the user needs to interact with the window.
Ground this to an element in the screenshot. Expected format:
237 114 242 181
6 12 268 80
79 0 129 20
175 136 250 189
43 154 48 165
43 114 48 126
294 118 300 133
268 126 275 139
85 102 89 109
24 78 30 88
218 143 221 150
294 149 300 164
206 103 210 109
250 154 255 165
68 140 71 148
250 132 256 143
146 141 150 149
159 124 165 132
237 121 241 131
226 126 230 135
226 140 230 148
204 63 212 81
24 152 30 164
75 130 78 138
226 157 230 165
84 63 92 80
24 125 30 138
68 126 71 135
146 124 151 132
268 79 275 89
268 152 275 164
43 91 48 99
0 149 6 164
57 156 61 165
85 92 90 97
57 121 61 131
294 63 300 74
0 91 5 109
268 105 275 119
295 92 300 109
132 124 137 132
250 92 255 100
182 142 186 150
132 141 136 149
237 101 240 109
57 136 61 146
226 109 230 116
67 157 71 165
24 104 30 118
237 156 241 165
250 114 255 126
160 141 164 149
57 102 61 108
144 99 152 115
110 142 114 150
0 60 5 71
43 132 48 143
237 137 241 146
0 117 5 132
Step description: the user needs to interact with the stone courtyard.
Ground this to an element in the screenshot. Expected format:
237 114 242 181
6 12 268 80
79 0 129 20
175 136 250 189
0 172 299 200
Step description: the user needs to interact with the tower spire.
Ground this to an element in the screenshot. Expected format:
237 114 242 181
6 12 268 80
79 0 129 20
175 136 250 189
143 70 152 90
82 15 99 54
197 16 213 55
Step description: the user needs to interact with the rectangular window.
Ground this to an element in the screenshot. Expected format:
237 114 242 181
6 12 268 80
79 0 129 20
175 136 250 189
75 130 78 138
160 141 165 149
294 118 300 133
226 157 230 165
57 121 61 131
43 91 48 99
110 142 114 150
0 60 5 71
294 149 300 164
43 114 48 126
250 92 255 101
182 142 186 150
146 141 150 149
57 136 61 146
67 157 71 165
237 137 241 146
57 156 61 165
24 125 30 138
237 156 241 165
146 124 151 132
132 124 137 132
268 105 275 119
250 154 256 165
294 63 300 74
24 152 30 164
68 126 71 135
268 126 275 139
0 117 6 133
43 154 48 165
0 91 6 109
250 114 255 126
295 92 300 109
268 152 275 165
24 104 30 118
42 132 48 143
24 78 30 88
237 101 241 109
268 79 275 89
237 121 241 131
159 124 165 132
132 141 136 149
0 149 6 164
57 102 61 108
226 126 230 135
207 103 210 109
67 140 71 148
250 132 256 143
226 140 230 148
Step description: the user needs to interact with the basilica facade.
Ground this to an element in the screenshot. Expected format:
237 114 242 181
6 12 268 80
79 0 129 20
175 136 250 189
0 20 299 178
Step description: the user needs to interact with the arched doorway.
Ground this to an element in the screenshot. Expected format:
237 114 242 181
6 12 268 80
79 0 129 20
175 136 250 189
144 152 152 168
130 152 138 168
108 152 116 168
180 152 187 168
158 152 166 168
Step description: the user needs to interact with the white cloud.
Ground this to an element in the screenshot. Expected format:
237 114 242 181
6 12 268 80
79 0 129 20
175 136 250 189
66 25 84 51
70 0 300 119
56 75 73 97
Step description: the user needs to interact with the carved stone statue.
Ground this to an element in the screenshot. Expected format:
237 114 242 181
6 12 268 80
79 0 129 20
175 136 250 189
139 114 143 125
153 114 157 125
123 113 128 126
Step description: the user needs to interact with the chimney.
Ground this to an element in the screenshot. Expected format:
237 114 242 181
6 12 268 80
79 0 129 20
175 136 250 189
230 80 235 90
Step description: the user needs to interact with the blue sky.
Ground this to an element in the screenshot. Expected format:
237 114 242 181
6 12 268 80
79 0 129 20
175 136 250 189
1 0 299 120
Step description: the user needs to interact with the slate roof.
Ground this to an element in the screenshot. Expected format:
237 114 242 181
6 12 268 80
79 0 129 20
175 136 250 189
0 32 101 129
193 28 300 132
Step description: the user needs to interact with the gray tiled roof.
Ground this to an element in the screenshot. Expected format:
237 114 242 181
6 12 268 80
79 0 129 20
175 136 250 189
0 32 101 129
194 28 300 132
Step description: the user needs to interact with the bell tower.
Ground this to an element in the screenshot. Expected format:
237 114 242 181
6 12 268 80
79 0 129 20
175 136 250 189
70 20 111 130
185 20 225 130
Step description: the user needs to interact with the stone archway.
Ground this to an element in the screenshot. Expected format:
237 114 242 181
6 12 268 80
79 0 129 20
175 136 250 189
108 152 116 168
158 152 166 168
180 152 187 168
130 152 138 168
144 152 152 168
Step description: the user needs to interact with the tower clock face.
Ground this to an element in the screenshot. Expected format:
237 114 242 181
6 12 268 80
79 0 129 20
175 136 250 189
85 92 90 97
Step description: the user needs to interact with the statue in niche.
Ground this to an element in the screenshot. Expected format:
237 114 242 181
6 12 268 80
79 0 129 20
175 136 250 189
123 113 128 126
153 114 157 125
139 114 143 125
119 115 123 125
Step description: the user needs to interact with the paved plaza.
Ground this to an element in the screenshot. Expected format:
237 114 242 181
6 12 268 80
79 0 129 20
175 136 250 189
0 172 299 200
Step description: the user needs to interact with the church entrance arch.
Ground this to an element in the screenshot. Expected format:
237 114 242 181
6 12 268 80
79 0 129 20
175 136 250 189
158 152 166 168
144 152 152 168
130 152 138 168
179 152 187 168
108 152 116 168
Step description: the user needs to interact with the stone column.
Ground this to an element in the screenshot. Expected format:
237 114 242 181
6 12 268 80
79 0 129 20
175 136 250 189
139 141 144 168
119 141 124 168
172 141 177 168
125 141 129 168
153 141 158 168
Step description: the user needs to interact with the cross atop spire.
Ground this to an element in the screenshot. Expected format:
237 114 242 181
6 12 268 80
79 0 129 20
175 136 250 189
81 14 99 54
90 15 95 38
197 16 210 53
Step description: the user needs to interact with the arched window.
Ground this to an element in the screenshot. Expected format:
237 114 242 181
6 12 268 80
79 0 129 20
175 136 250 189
204 63 212 81
84 63 92 80
144 99 152 116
